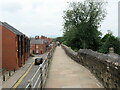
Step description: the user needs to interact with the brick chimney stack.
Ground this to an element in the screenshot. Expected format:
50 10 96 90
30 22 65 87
35 36 39 40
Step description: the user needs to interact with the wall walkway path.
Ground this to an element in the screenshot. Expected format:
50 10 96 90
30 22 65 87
45 46 103 88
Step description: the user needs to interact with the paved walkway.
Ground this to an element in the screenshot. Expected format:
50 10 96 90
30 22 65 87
45 46 103 88
2 57 35 88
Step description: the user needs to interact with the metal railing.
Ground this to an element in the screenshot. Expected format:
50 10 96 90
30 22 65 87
25 46 55 89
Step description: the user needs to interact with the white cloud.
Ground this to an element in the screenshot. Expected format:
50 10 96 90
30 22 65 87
0 2 23 13
0 0 119 37
100 0 119 36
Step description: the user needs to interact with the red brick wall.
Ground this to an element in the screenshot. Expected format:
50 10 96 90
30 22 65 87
21 37 25 65
21 37 30 65
31 44 46 54
38 44 46 54
0 25 2 69
2 26 19 70
40 36 47 40
31 44 36 54
47 38 53 44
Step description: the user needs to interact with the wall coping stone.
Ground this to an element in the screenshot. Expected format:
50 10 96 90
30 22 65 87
78 49 120 66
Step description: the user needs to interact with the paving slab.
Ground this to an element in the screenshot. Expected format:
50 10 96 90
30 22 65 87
45 46 103 88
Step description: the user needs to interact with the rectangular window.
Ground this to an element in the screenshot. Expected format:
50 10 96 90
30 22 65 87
30 45 32 49
36 45 39 48
36 50 39 53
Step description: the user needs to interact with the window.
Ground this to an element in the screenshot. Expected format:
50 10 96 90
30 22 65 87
36 50 39 53
36 45 39 48
30 45 32 49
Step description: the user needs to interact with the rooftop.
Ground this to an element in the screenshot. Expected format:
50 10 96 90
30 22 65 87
1 21 24 36
30 38 46 44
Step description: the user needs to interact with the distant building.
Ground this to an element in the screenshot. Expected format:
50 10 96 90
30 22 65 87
30 36 47 54
30 36 53 54
0 21 30 70
40 35 53 45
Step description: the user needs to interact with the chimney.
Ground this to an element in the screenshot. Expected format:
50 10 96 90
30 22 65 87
35 36 39 40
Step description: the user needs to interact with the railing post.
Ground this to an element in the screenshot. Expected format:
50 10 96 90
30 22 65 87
40 67 43 90
3 75 5 81
14 68 16 72
46 60 48 78
27 80 32 89
9 71 11 76
2 69 6 81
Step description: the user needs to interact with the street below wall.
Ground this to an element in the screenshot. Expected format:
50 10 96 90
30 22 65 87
2 53 48 88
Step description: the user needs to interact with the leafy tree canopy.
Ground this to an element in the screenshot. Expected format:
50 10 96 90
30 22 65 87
63 0 107 51
99 33 120 54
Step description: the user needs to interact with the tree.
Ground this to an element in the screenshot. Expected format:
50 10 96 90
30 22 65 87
99 33 120 55
63 0 107 51
55 37 63 43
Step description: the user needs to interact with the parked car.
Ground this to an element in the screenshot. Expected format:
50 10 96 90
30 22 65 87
35 58 43 65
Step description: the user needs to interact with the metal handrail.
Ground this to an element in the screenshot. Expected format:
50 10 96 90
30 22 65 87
25 61 45 89
25 46 56 89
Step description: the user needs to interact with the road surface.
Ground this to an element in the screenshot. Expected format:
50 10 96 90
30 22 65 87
16 53 47 88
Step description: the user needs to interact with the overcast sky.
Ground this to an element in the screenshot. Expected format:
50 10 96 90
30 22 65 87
0 0 119 38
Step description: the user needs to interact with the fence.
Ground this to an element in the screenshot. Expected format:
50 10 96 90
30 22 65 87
25 46 56 89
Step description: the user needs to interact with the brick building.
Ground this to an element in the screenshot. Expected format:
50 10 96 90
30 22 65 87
30 36 46 54
40 36 53 46
30 36 53 54
0 21 30 70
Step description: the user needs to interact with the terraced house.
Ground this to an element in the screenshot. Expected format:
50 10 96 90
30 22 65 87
30 36 47 54
30 36 53 54
0 21 30 70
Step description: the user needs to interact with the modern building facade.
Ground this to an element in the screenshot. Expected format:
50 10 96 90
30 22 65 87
0 21 30 70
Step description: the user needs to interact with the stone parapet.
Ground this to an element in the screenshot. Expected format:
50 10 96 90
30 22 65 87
61 44 120 89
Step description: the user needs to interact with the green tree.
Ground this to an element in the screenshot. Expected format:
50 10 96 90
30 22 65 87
55 37 63 43
99 33 120 55
63 0 107 51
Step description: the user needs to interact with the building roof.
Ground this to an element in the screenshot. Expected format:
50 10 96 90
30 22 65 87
1 21 24 35
30 38 45 44
0 21 2 26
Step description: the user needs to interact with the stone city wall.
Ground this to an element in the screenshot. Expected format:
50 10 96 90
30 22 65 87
61 44 120 89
